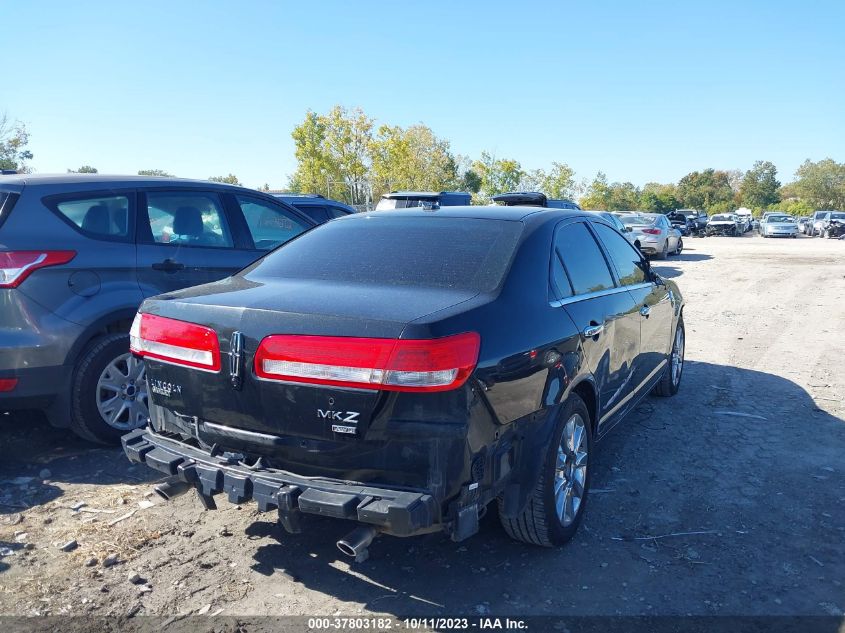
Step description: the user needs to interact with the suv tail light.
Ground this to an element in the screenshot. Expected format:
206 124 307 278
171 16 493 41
0 378 18 392
130 313 221 372
0 251 76 288
255 332 480 392
641 228 661 235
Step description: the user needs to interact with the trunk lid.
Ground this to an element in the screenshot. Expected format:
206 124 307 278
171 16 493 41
141 275 479 442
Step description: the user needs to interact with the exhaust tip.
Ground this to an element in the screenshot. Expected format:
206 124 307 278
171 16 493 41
153 478 191 501
336 526 378 558
336 541 357 557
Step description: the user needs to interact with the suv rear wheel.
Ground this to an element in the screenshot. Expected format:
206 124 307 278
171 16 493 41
70 334 149 444
499 393 593 547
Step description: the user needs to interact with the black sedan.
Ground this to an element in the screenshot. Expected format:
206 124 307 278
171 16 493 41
123 207 685 553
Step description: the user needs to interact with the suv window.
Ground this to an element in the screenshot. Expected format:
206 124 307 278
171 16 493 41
143 191 233 247
55 195 130 238
236 195 310 250
592 222 647 286
326 206 351 219
554 222 614 296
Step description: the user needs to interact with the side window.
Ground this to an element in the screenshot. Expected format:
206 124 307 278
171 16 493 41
293 204 329 224
144 191 233 248
554 222 614 295
592 223 647 286
550 250 573 298
55 195 130 239
236 196 310 250
327 206 351 219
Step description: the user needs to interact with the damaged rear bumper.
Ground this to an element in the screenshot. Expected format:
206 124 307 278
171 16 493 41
122 428 439 537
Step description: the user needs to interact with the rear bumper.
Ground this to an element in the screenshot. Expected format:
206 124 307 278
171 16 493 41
122 428 440 537
0 365 72 410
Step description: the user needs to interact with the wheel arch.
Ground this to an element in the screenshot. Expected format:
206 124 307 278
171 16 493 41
64 308 138 368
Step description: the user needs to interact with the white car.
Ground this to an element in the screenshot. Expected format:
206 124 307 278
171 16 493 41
759 214 799 238
705 214 741 236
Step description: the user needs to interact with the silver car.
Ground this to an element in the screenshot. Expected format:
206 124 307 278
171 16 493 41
586 210 642 251
760 213 799 238
618 212 682 259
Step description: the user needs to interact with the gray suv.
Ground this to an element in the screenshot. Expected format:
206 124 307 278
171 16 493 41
0 174 314 443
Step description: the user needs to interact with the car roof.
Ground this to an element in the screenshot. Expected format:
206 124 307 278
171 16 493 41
341 205 592 223
381 191 468 198
0 173 258 192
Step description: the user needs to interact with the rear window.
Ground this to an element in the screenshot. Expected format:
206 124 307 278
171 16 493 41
375 197 437 211
0 191 17 230
246 216 522 292
55 195 130 238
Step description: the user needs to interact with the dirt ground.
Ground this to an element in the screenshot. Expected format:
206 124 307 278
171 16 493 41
1 233 844 620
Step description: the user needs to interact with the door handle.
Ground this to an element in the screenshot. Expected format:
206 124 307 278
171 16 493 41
151 259 185 273
583 322 605 338
640 305 651 318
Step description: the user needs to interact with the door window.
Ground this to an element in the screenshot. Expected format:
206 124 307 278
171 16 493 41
236 195 310 250
144 191 233 247
55 195 130 239
592 223 647 286
554 222 614 296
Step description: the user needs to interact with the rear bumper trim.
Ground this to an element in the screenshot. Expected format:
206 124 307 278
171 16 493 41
122 428 438 536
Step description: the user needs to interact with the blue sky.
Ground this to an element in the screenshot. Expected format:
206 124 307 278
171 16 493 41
4 0 844 189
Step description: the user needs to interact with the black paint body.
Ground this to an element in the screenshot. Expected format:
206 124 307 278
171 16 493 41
127 207 684 539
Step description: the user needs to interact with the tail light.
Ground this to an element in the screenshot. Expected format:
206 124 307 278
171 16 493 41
130 313 221 372
641 228 661 235
0 378 18 392
255 332 480 392
0 251 76 288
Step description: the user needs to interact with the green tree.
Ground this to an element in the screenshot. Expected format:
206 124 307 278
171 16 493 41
677 169 735 211
0 113 33 172
639 182 680 213
579 173 641 211
540 162 576 200
579 172 612 209
68 165 98 173
472 152 524 202
789 158 845 210
209 174 241 185
288 106 373 204
288 110 331 195
138 169 173 177
739 160 780 209
369 123 457 199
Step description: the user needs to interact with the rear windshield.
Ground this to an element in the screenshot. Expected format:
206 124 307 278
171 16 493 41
375 197 437 211
619 214 653 225
246 216 522 292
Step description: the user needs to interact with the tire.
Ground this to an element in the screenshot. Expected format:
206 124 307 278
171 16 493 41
656 240 668 260
654 317 685 397
69 334 149 444
675 238 683 255
499 393 593 547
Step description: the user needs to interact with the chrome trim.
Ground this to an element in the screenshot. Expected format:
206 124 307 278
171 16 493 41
549 282 652 308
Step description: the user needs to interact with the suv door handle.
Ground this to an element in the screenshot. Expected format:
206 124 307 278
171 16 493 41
152 259 185 273
640 305 651 317
583 322 605 338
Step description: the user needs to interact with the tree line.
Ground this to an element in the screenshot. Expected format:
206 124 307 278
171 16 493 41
3 108 844 215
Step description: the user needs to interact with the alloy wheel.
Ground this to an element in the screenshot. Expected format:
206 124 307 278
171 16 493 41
672 324 685 386
554 413 588 526
96 353 149 431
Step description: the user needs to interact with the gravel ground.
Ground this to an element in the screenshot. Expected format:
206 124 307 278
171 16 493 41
1 233 844 619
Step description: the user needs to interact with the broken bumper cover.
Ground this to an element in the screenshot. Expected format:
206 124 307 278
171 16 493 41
122 428 438 537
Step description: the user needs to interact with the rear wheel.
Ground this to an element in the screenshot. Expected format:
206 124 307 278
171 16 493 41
655 317 685 397
674 238 684 255
499 393 592 547
70 334 149 444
